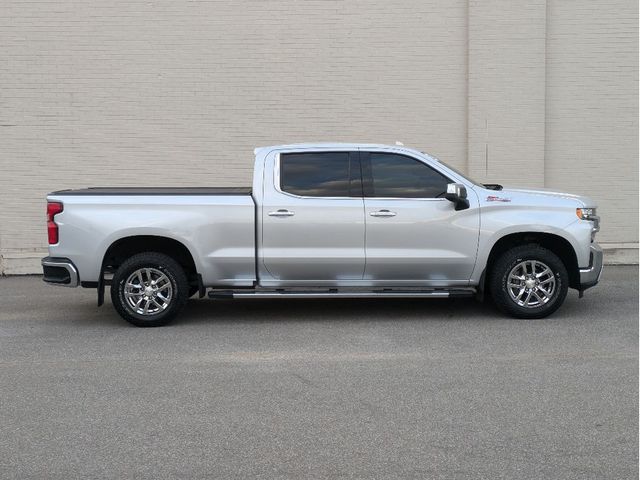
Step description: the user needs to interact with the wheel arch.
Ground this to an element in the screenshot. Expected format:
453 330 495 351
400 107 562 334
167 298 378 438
482 232 580 292
102 235 199 285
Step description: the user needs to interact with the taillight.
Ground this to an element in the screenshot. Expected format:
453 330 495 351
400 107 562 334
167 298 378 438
47 201 63 244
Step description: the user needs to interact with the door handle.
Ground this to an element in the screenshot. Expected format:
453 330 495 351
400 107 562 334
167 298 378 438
268 209 295 217
370 209 397 217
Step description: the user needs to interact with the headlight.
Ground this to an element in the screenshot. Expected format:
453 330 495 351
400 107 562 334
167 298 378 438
576 207 597 220
576 208 600 241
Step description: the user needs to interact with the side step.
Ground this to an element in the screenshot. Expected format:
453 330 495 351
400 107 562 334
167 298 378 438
208 288 476 300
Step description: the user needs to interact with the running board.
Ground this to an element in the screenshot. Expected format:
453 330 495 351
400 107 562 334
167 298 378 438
208 288 476 300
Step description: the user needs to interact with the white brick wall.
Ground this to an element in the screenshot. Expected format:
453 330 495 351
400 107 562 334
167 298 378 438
545 0 639 245
468 0 547 187
0 0 637 273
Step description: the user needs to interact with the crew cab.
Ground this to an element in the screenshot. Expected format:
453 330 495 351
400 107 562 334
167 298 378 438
42 143 603 327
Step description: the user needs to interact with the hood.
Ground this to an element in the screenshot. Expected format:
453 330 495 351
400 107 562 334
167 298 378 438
486 187 596 207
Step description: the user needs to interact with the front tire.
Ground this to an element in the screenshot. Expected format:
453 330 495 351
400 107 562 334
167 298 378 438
111 252 189 327
489 245 568 319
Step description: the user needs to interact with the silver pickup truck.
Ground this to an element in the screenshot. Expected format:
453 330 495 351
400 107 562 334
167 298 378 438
42 143 603 327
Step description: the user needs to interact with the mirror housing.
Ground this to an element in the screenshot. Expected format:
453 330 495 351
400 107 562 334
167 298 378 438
444 183 470 211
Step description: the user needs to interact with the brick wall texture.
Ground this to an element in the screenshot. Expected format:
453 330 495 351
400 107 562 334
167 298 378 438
0 0 637 273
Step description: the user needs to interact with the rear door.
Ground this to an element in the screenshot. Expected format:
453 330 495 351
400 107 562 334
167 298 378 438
361 151 480 284
261 151 365 282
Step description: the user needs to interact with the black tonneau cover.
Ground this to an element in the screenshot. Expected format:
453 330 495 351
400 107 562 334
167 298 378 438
49 187 252 196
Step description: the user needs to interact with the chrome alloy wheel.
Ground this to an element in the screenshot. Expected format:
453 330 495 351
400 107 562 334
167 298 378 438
507 260 556 308
124 268 173 315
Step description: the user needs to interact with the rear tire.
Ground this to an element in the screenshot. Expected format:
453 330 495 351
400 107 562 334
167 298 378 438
489 244 568 319
111 252 189 327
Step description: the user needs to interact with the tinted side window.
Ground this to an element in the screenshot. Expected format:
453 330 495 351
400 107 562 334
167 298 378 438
280 152 354 197
363 153 450 198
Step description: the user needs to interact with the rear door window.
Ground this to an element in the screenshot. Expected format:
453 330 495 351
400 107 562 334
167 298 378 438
279 152 361 197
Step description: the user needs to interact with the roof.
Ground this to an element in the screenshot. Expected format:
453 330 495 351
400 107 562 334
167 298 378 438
254 143 429 158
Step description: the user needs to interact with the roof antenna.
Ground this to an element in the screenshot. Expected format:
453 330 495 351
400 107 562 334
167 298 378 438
395 141 404 146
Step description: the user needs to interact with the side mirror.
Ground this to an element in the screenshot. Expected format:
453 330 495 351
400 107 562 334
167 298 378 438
444 183 470 211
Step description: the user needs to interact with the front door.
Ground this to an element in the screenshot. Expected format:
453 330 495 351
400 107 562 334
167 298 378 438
361 151 480 284
261 151 365 282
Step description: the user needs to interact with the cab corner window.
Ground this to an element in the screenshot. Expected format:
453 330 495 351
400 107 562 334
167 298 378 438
364 152 449 198
280 152 354 197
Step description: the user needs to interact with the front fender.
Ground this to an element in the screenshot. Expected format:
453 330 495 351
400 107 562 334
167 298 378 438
470 205 588 284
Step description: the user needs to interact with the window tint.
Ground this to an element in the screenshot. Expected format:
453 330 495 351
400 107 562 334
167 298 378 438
364 153 450 198
280 152 353 197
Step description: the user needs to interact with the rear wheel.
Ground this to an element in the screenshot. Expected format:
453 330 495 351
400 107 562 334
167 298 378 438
489 244 568 319
111 252 189 327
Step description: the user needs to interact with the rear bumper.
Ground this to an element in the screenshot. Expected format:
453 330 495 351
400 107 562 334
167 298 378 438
41 257 79 287
578 243 603 290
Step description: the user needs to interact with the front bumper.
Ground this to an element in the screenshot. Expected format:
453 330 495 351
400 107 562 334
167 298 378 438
578 243 603 290
42 257 79 287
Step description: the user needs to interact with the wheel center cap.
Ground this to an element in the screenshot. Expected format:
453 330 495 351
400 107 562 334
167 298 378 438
525 278 536 289
144 286 154 296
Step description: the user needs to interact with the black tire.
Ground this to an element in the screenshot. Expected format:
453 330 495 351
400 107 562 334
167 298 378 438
111 252 189 327
489 244 568 319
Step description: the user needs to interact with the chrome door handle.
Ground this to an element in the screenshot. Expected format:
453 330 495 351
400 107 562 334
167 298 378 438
370 210 397 217
268 209 295 217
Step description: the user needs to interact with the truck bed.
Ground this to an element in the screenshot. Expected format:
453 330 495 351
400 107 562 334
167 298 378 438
46 187 256 286
50 187 252 196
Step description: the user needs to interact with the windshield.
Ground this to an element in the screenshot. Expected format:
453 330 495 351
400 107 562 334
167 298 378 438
425 154 484 188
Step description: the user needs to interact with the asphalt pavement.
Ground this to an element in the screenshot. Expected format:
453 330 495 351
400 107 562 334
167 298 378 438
0 267 637 479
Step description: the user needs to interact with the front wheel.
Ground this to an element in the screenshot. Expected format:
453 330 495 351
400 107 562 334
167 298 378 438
111 252 189 327
489 245 569 319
